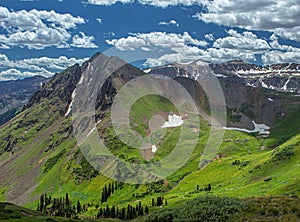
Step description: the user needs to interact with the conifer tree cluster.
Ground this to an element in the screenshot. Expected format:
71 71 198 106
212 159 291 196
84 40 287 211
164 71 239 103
101 181 123 203
37 193 82 218
151 196 166 207
97 202 149 220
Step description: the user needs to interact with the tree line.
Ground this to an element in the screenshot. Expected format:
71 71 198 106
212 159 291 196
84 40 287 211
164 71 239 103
37 193 84 218
97 202 149 220
101 181 124 203
37 183 168 220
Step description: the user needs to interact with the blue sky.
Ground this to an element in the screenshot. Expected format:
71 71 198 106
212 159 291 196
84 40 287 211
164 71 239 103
0 0 300 80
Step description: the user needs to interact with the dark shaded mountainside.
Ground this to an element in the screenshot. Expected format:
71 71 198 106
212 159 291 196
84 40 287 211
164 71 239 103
147 59 300 131
0 76 48 126
0 53 299 221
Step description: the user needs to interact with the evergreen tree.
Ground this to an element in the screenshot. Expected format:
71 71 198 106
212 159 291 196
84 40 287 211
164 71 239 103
112 182 115 194
111 205 116 218
121 207 126 219
106 205 110 217
132 207 136 219
152 198 155 207
139 206 144 216
99 208 103 218
77 200 82 214
157 196 163 206
39 193 45 212
207 184 212 191
65 193 70 207
108 183 111 196
127 204 131 219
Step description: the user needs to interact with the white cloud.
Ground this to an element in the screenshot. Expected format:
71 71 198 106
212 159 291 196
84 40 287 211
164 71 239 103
0 43 10 49
106 30 262 66
262 34 300 64
87 0 205 7
0 6 96 49
96 18 103 24
106 28 300 66
204 48 257 64
106 32 208 51
158 20 179 27
87 0 133 6
195 0 300 42
262 50 300 65
213 29 270 52
0 68 53 81
205 33 214 41
0 54 89 81
71 32 98 48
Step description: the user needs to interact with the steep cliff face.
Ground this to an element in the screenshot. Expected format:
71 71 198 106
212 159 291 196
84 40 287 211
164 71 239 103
146 60 300 129
210 61 300 93
24 64 82 114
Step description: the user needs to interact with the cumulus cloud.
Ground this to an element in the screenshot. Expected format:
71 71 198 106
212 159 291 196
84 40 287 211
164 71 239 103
262 34 300 64
262 50 300 65
0 6 97 49
205 33 214 41
71 32 98 48
106 32 208 51
0 54 89 81
106 30 267 66
158 20 179 27
195 0 300 42
87 0 133 6
0 68 53 81
105 29 300 66
96 18 103 24
86 0 206 7
213 29 270 52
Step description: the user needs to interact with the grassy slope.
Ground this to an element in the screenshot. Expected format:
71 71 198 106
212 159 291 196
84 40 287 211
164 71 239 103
139 196 300 222
0 202 77 222
0 93 299 220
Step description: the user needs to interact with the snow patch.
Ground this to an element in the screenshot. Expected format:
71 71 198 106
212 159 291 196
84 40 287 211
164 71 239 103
214 73 227 78
79 62 90 84
282 77 291 91
86 119 102 138
259 77 276 90
144 68 152 73
152 145 157 153
246 83 258 88
161 114 183 128
78 73 85 84
224 121 270 135
64 89 76 117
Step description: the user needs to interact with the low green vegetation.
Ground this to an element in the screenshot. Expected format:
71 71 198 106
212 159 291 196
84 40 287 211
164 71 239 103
140 196 300 222
0 92 299 221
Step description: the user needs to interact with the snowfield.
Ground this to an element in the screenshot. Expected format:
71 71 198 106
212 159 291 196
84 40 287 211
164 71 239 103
161 114 183 128
224 121 270 135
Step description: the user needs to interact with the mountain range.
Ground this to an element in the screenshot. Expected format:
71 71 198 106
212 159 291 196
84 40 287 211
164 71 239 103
0 76 48 126
0 53 299 221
